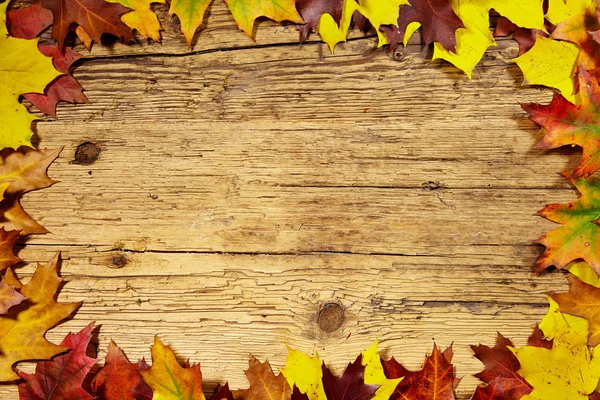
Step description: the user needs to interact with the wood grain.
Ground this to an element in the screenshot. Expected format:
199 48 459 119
0 5 579 399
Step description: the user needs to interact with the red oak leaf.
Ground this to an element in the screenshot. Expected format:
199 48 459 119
383 344 456 400
381 0 463 51
296 0 343 42
522 68 600 179
41 0 134 51
5 3 52 39
17 323 98 399
92 341 141 400
322 355 378 400
470 333 532 400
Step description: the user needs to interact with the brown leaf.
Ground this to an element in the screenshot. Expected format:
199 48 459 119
0 281 25 315
235 355 291 400
0 228 21 271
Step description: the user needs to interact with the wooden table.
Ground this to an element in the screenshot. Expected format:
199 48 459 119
4 4 576 398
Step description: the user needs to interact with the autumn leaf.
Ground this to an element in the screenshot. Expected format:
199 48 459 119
235 355 291 400
139 336 206 400
296 0 343 42
0 253 80 381
527 325 553 349
41 0 134 51
382 0 464 51
493 16 549 56
225 0 304 38
522 68 600 178
0 282 25 315
18 323 97 399
0 228 20 271
432 0 546 78
512 307 600 400
132 359 153 400
471 333 532 400
0 1 62 150
282 346 326 400
292 387 310 400
318 0 361 52
5 3 52 40
356 0 404 46
322 355 378 400
551 274 600 346
382 344 456 400
551 0 599 69
93 341 142 400
361 341 402 400
107 0 165 41
0 147 61 235
211 383 234 400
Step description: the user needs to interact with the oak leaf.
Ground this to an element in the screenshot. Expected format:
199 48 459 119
535 175 600 273
382 344 456 400
522 68 600 178
17 323 97 399
0 253 81 381
471 333 532 400
5 3 52 40
551 274 600 346
0 228 21 271
322 355 378 400
282 346 326 400
107 0 166 41
382 0 463 51
93 341 142 400
41 0 134 51
296 0 343 42
139 336 205 400
0 2 62 150
235 355 291 400
0 281 25 315
0 147 61 235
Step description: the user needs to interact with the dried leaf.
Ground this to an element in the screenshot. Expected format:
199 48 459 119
0 281 25 315
235 355 291 400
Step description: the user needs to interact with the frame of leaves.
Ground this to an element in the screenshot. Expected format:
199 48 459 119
2 0 600 399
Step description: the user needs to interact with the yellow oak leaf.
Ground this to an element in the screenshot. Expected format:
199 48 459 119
281 345 326 400
433 0 545 78
169 0 212 45
140 336 206 400
512 305 600 400
0 147 62 235
514 35 579 103
224 0 304 38
0 1 62 150
108 0 166 41
358 0 406 46
362 340 403 400
319 0 361 52
0 253 80 381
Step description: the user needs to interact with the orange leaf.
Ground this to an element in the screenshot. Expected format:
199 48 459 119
93 341 141 400
0 228 20 271
235 355 291 400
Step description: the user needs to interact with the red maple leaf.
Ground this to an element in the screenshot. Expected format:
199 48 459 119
381 0 463 51
493 17 550 56
322 355 378 400
211 383 235 400
527 325 553 349
383 344 456 400
92 341 142 400
17 323 98 399
470 333 532 400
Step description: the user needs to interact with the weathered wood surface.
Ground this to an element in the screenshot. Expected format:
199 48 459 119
1 3 580 399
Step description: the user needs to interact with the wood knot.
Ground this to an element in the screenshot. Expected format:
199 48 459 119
72 142 100 165
110 255 127 269
317 302 344 332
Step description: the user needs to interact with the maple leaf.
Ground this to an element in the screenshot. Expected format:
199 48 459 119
522 68 600 178
0 228 21 271
0 2 62 150
356 0 404 46
41 0 134 51
0 147 61 235
361 341 402 400
322 355 378 400
512 308 600 400
92 341 142 400
551 274 600 346
470 333 532 400
296 0 343 42
107 0 166 41
382 344 456 400
132 359 153 400
527 325 553 349
0 281 25 315
139 336 206 400
382 0 464 52
282 346 326 400
0 253 80 381
18 323 98 399
235 355 292 400
210 383 234 400
535 175 600 273
317 0 361 52
432 0 545 78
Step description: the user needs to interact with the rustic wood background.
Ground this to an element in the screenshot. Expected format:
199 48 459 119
2 3 580 398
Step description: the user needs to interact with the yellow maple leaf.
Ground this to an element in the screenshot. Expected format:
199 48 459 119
362 340 402 400
565 261 600 287
512 300 600 400
0 2 62 150
169 0 213 45
0 253 80 381
281 345 326 400
513 35 579 103
319 0 361 52
546 0 593 25
433 0 545 78
358 0 406 46
108 0 166 41
140 336 206 400
224 0 304 38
